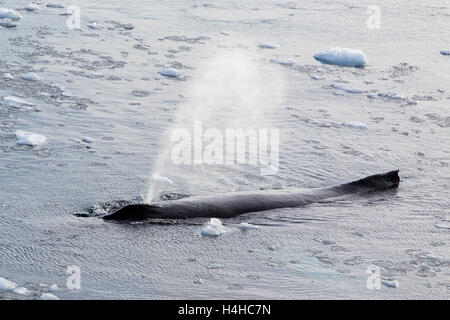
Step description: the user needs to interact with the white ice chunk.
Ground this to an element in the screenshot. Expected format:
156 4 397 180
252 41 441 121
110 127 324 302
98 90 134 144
152 174 173 185
238 222 258 230
13 287 29 295
341 121 368 129
2 73 14 80
21 72 41 81
440 50 450 56
332 84 362 94
24 3 40 11
270 58 295 66
159 68 180 78
0 19 18 28
2 96 34 107
15 130 47 146
40 293 60 300
201 218 227 236
49 284 59 291
220 31 230 36
0 277 17 291
314 47 367 67
87 22 103 30
81 137 94 143
0 8 22 21
258 42 279 49
46 4 64 9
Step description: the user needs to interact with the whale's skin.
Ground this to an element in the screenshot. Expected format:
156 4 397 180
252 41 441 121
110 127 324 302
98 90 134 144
103 170 400 221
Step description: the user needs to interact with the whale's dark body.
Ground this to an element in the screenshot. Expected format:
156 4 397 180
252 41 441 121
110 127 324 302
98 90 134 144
103 170 400 221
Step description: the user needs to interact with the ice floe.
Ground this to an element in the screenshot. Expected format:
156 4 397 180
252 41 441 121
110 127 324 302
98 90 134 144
270 58 295 66
15 130 47 146
332 84 363 94
0 19 18 28
0 8 22 21
82 137 94 143
258 42 279 49
152 174 173 185
201 218 227 236
13 286 29 295
440 50 450 56
1 72 14 80
220 31 230 36
2 96 34 107
87 22 104 30
46 3 64 9
314 47 367 67
40 292 60 300
159 68 180 78
0 276 17 291
341 121 368 129
24 3 40 11
21 72 41 81
238 222 258 230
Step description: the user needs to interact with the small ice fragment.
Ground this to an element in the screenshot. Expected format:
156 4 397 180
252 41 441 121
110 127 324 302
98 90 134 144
238 222 258 230
0 277 17 291
152 174 173 185
0 19 18 28
341 121 368 129
13 287 29 295
49 284 59 291
0 8 23 21
332 84 362 94
258 42 279 49
24 3 40 11
381 280 399 288
270 58 294 66
314 47 367 67
193 278 203 284
15 130 47 146
220 31 230 36
201 218 227 236
159 68 180 78
440 50 450 56
2 96 34 107
87 22 103 30
39 92 50 97
46 3 64 9
2 73 14 80
82 137 94 143
40 293 60 300
21 72 40 81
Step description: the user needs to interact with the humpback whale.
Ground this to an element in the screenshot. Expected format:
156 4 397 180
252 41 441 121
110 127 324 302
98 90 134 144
103 170 399 221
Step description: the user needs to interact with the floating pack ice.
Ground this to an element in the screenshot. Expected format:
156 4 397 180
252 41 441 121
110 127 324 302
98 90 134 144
314 47 367 67
2 96 34 107
0 19 18 28
159 68 180 78
20 72 40 81
270 58 295 66
0 8 22 21
24 3 40 11
0 276 17 291
15 130 47 146
201 218 227 236
258 42 279 49
341 121 368 129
